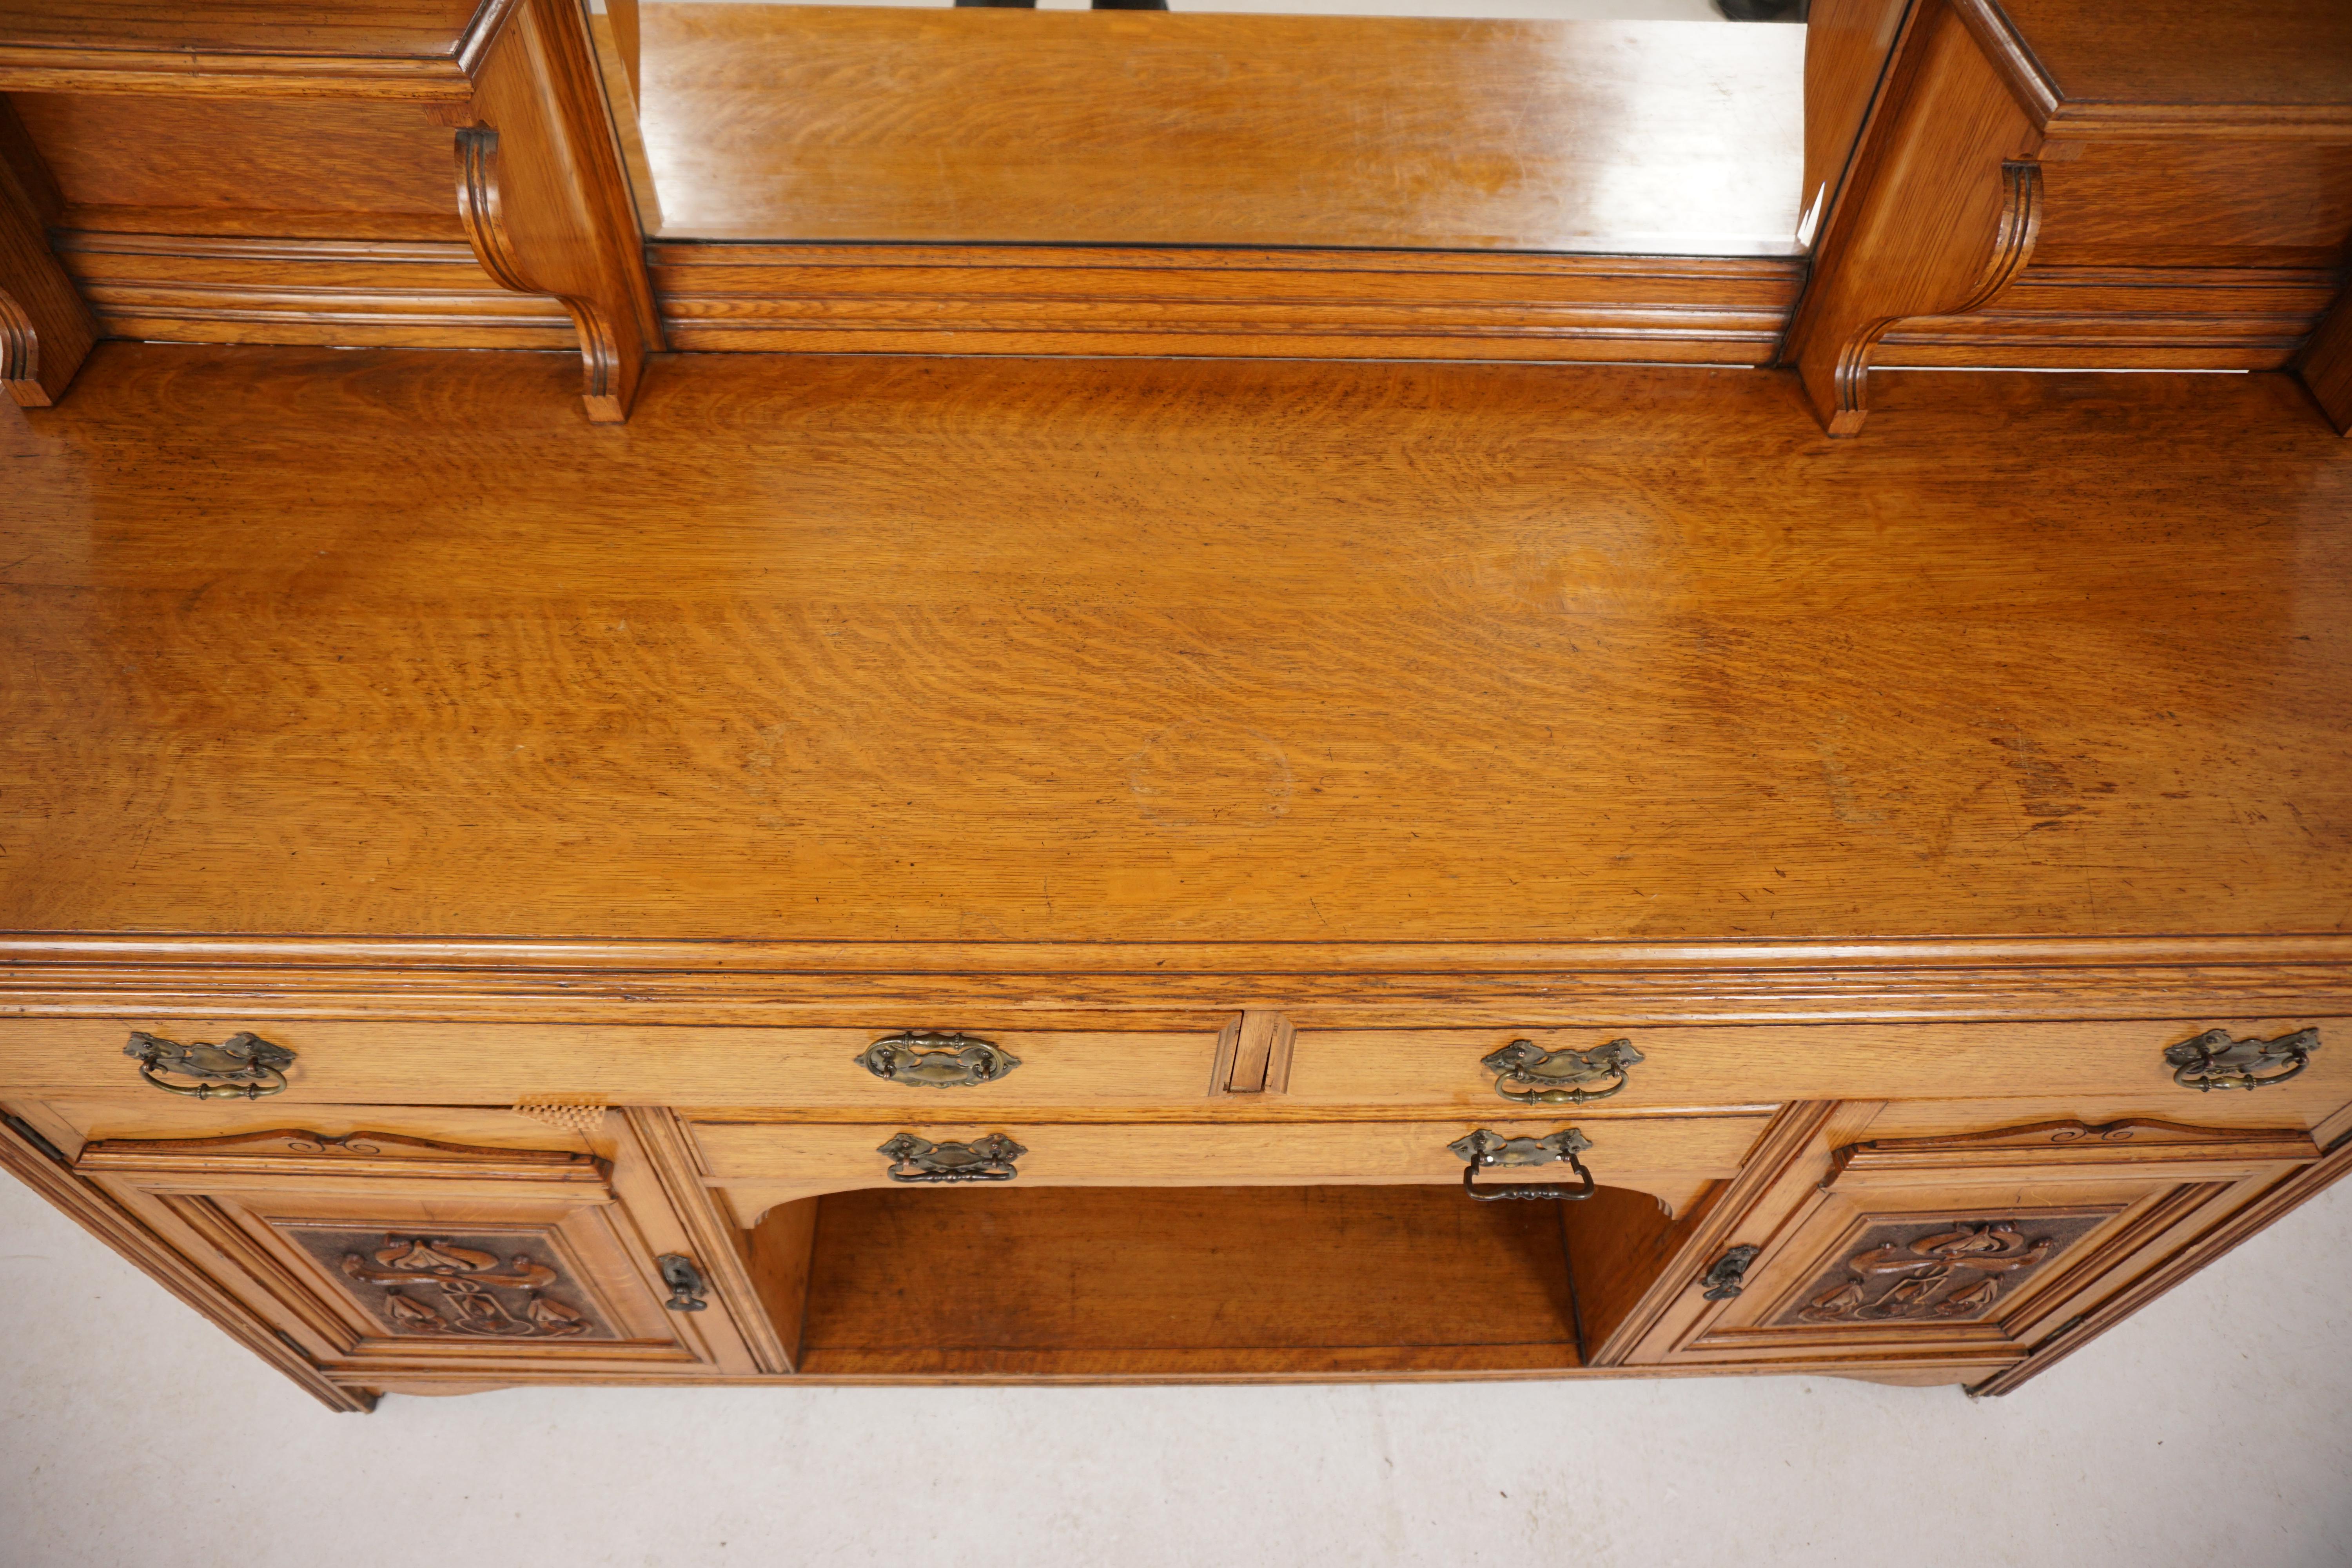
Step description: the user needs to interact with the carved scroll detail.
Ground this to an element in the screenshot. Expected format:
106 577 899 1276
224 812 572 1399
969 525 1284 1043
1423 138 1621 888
78 1127 596 1171
1828 1116 2321 1183
330 1231 600 1339
1796 1220 2052 1322
1831 160 2042 426
454 124 628 414
0 286 37 394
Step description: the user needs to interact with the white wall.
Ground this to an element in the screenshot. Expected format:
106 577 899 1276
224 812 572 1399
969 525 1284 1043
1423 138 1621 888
3 1169 2349 1567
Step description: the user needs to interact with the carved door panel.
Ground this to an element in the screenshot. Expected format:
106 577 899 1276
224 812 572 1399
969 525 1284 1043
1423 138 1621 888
1650 1119 2321 1384
73 1127 764 1390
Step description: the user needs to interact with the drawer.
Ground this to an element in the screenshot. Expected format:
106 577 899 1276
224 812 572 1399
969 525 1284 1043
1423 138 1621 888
1285 1019 2347 1116
0 1016 2338 1126
689 1112 1773 1225
0 1019 1220 1111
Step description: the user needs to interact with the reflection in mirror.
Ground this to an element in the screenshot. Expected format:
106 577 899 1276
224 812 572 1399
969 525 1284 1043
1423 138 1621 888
588 0 1811 254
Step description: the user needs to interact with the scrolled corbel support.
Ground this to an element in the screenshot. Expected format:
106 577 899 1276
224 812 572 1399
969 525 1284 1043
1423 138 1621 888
1824 158 2041 431
446 0 661 423
0 99 97 409
1780 0 2043 437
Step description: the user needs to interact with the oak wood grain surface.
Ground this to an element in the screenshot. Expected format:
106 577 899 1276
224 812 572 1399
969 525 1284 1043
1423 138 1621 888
0 98 95 405
0 0 513 99
632 5 1802 253
1882 264 2345 372
1800 0 1909 236
11 92 462 217
2027 141 2352 272
0 0 490 60
5 1018 2345 1127
2303 290 2352 436
53 229 577 350
1990 0 2352 111
650 244 1805 365
2 345 2348 946
793 1184 1583 1376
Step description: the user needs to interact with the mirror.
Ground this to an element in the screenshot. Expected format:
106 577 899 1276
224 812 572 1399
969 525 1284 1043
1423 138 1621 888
588 0 1814 254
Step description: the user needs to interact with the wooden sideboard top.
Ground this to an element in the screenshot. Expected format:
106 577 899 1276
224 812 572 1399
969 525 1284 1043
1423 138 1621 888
2 343 2347 948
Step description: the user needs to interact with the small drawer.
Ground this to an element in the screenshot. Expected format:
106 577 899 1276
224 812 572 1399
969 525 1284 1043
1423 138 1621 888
689 1111 1773 1226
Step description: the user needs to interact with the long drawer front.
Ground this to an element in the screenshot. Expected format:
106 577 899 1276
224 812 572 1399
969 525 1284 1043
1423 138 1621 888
1 1016 2340 1125
690 1113 1774 1227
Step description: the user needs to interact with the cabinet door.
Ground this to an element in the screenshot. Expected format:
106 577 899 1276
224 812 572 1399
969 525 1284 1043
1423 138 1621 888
1644 1117 2321 1385
74 1126 762 1390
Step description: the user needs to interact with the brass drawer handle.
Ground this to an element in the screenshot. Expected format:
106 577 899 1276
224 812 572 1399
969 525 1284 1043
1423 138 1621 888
657 1254 710 1312
2164 1027 2318 1092
124 1030 295 1100
877 1132 1027 1183
1449 1127 1595 1202
1481 1037 1642 1105
1699 1245 1761 1301
855 1031 1022 1088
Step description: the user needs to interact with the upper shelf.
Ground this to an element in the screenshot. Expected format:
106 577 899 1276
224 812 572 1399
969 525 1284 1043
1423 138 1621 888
626 7 1806 254
1990 0 2352 120
0 0 516 99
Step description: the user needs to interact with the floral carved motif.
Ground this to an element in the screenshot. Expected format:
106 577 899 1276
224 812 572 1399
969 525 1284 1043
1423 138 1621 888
1776 1213 2107 1328
294 1229 614 1341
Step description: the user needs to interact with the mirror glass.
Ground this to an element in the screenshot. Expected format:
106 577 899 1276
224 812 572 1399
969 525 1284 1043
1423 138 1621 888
590 0 1806 254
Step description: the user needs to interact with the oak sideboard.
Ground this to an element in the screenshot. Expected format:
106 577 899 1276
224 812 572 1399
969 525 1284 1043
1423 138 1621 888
2 0 2349 1410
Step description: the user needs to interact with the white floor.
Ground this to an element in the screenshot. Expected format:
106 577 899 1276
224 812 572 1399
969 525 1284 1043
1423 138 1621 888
3 1171 2348 1568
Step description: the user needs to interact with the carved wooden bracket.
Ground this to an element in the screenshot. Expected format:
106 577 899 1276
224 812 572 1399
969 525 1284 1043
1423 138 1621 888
0 101 96 408
1825 160 2041 433
1781 0 2044 436
448 0 661 423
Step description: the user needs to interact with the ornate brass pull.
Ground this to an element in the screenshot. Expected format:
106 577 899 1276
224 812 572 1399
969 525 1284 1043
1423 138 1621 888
1448 1127 1595 1202
877 1132 1027 1182
657 1254 709 1312
124 1030 294 1100
2164 1028 2318 1092
1699 1245 1760 1301
1481 1037 1643 1105
854 1031 1022 1088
